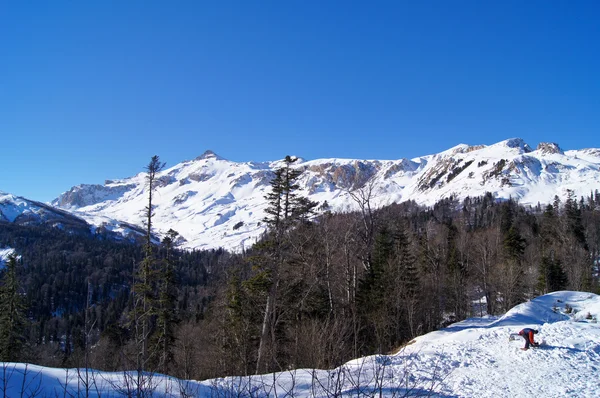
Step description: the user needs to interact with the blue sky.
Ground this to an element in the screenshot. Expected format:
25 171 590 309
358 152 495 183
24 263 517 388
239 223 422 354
1 1 599 202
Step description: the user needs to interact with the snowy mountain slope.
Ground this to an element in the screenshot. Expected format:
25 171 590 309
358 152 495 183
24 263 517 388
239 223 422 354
0 191 147 242
0 191 90 232
52 150 281 251
406 291 600 397
51 139 600 251
2 291 599 397
3 138 599 251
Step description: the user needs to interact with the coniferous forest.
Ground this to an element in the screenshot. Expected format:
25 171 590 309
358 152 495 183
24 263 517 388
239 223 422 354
1 157 600 383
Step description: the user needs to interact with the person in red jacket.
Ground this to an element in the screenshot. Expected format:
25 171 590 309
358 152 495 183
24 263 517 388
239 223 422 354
518 328 539 350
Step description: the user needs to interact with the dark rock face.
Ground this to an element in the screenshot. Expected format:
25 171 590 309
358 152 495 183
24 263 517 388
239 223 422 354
505 138 532 153
536 142 564 155
195 150 224 161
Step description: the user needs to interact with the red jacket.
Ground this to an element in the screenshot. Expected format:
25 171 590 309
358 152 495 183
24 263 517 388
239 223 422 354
519 328 537 343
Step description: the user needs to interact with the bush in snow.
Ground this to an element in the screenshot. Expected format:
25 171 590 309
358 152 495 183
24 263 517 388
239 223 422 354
565 303 573 314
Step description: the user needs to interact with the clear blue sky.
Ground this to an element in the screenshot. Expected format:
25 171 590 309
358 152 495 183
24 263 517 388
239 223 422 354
1 1 599 202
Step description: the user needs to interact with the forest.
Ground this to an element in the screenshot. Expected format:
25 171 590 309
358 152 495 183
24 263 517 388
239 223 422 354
1 155 599 384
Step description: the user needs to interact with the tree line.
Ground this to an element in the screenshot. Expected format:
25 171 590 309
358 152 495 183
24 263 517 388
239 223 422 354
1 155 599 385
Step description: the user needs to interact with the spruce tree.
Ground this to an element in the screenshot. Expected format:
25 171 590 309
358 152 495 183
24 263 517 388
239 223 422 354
393 225 420 338
151 229 179 374
263 156 316 231
132 155 165 375
537 204 569 293
445 221 468 319
254 155 317 373
538 255 568 293
357 226 391 311
501 225 527 311
0 254 27 362
263 168 285 231
565 190 588 249
356 226 392 352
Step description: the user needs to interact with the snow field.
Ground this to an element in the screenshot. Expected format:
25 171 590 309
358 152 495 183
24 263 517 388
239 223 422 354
406 291 600 397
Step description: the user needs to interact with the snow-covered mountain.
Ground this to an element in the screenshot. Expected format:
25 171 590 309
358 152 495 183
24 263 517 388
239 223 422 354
0 191 90 232
0 191 146 242
3 138 600 251
2 290 600 397
51 138 600 251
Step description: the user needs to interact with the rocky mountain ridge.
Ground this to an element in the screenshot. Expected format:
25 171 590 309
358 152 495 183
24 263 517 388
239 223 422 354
3 138 600 251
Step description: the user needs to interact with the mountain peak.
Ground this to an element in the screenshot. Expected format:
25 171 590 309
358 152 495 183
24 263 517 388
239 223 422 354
502 138 532 153
536 142 564 155
445 144 486 156
195 150 225 161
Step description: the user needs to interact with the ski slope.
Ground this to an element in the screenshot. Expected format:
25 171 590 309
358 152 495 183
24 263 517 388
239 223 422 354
1 291 599 397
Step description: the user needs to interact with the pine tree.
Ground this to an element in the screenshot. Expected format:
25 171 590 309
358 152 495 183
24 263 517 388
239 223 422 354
254 155 317 373
356 226 392 352
393 225 420 338
538 255 568 293
564 190 588 250
501 225 527 311
263 156 316 232
151 229 179 374
445 221 468 319
218 268 261 375
132 155 165 375
357 226 391 311
0 254 27 362
537 204 569 293
263 168 285 231
504 226 526 261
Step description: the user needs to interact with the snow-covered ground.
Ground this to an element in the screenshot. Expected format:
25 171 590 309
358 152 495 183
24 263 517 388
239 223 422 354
1 291 599 397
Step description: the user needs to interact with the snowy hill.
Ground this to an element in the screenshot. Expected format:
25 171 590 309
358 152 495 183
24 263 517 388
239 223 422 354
2 291 599 397
0 191 90 232
3 138 600 251
0 191 147 242
407 291 600 397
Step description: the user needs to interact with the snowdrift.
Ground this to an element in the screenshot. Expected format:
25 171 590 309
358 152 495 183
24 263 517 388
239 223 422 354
1 291 599 397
